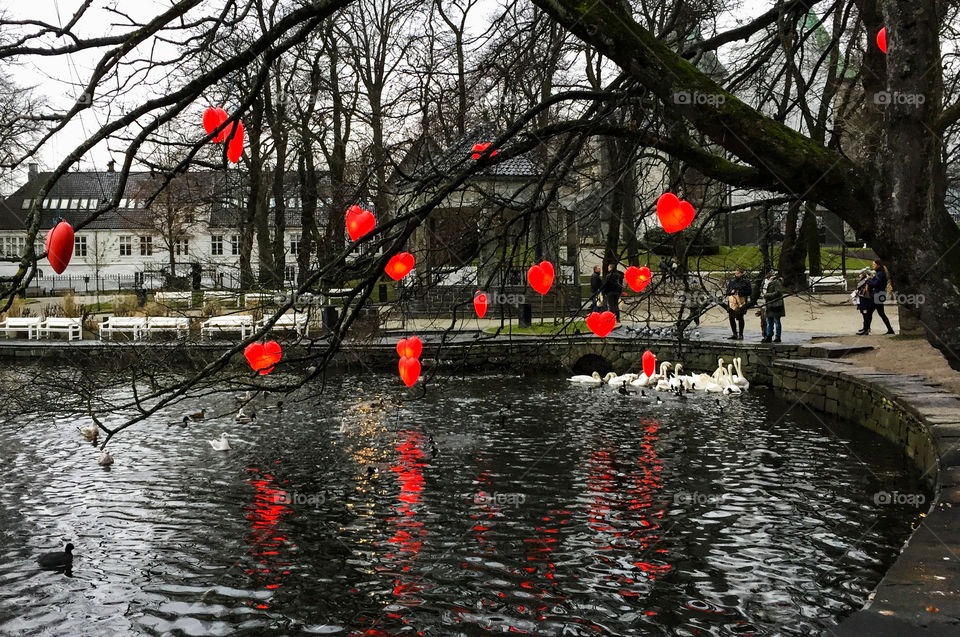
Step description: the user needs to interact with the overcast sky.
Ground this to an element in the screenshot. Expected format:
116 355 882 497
5 0 773 185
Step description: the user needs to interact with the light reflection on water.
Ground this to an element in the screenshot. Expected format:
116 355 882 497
0 373 927 636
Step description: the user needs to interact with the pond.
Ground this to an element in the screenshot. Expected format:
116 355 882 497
0 373 928 636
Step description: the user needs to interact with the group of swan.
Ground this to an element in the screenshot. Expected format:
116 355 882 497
569 357 749 396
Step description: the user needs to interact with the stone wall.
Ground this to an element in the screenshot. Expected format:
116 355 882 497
770 357 960 634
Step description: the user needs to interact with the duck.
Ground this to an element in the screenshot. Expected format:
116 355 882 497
260 400 284 413
617 381 637 395
187 409 206 421
731 357 750 390
98 451 114 466
668 364 686 392
655 395 664 405
209 433 231 451
234 391 254 404
77 423 99 442
715 399 724 414
38 543 74 570
235 407 252 424
167 416 190 428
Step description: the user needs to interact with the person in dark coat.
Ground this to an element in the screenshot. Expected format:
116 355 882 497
601 264 624 321
762 271 785 342
858 259 895 335
725 268 752 339
855 269 874 333
589 265 603 313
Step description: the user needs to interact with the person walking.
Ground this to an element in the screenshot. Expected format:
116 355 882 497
855 269 874 334
761 271 785 343
589 265 603 314
725 268 751 339
602 263 624 322
755 270 774 335
861 259 895 335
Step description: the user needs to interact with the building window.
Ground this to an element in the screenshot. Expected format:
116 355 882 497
59 199 69 209
0 237 26 257
284 265 296 282
119 236 132 256
70 199 80 209
21 199 31 209
174 239 189 255
89 199 98 209
230 235 240 256
289 235 300 257
211 235 223 256
119 198 129 209
134 271 144 286
74 235 87 257
139 236 152 256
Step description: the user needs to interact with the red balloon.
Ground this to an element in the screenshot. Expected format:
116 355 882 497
586 311 616 337
212 107 230 142
244 340 282 375
46 220 74 274
226 119 245 163
473 291 488 318
624 265 652 293
399 356 421 387
527 260 555 295
471 142 498 160
396 336 422 359
642 350 656 378
877 27 887 54
345 205 376 241
657 193 696 233
202 106 221 136
385 252 415 280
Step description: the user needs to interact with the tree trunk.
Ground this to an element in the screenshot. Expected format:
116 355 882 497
778 201 804 289
800 206 821 278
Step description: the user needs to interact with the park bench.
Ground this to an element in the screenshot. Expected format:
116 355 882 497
38 317 83 341
99 316 146 340
0 316 42 339
203 290 239 307
144 316 190 339
200 314 255 340
244 292 277 309
155 291 193 307
808 275 847 293
259 313 309 336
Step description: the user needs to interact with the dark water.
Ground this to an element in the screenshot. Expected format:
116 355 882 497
0 373 928 636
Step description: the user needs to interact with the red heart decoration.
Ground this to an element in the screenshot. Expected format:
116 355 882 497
226 119 245 163
385 252 415 280
244 340 282 375
471 142 498 160
527 260 555 295
656 192 696 233
877 27 887 54
396 336 422 359
345 205 376 241
624 266 652 293
642 350 656 378
399 356 421 387
46 220 74 274
586 311 616 337
202 106 223 137
473 291 488 318
212 107 230 142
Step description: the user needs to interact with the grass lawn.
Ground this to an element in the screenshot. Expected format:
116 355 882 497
583 246 874 275
484 320 587 335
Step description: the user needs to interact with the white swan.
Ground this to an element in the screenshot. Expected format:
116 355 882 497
98 451 113 466
569 371 602 384
607 373 638 386
209 433 231 451
732 357 750 389
668 364 686 391
704 364 725 393
235 407 252 424
654 362 673 391
630 373 651 387
77 424 98 441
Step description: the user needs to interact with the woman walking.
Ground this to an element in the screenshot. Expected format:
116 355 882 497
857 260 895 335
761 271 785 343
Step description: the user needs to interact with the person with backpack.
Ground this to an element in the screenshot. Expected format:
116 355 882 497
858 259 895 335
724 268 751 339
761 271 785 342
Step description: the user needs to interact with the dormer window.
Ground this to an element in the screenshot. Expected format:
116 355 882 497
21 199 31 209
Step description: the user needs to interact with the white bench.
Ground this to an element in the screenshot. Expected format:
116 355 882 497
809 275 847 292
259 313 309 336
155 291 193 307
38 317 83 341
244 292 277 308
99 316 146 340
144 316 190 339
200 315 255 339
0 317 42 339
203 291 239 307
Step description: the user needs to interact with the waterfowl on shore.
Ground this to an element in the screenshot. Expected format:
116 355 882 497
38 543 74 570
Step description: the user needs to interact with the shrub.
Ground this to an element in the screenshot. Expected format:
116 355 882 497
113 295 138 317
141 301 168 317
62 292 84 318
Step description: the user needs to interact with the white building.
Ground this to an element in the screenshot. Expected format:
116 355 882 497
0 165 319 292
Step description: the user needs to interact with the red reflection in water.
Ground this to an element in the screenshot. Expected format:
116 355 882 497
242 467 296 608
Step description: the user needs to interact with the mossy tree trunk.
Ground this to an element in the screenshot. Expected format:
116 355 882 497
532 0 960 370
